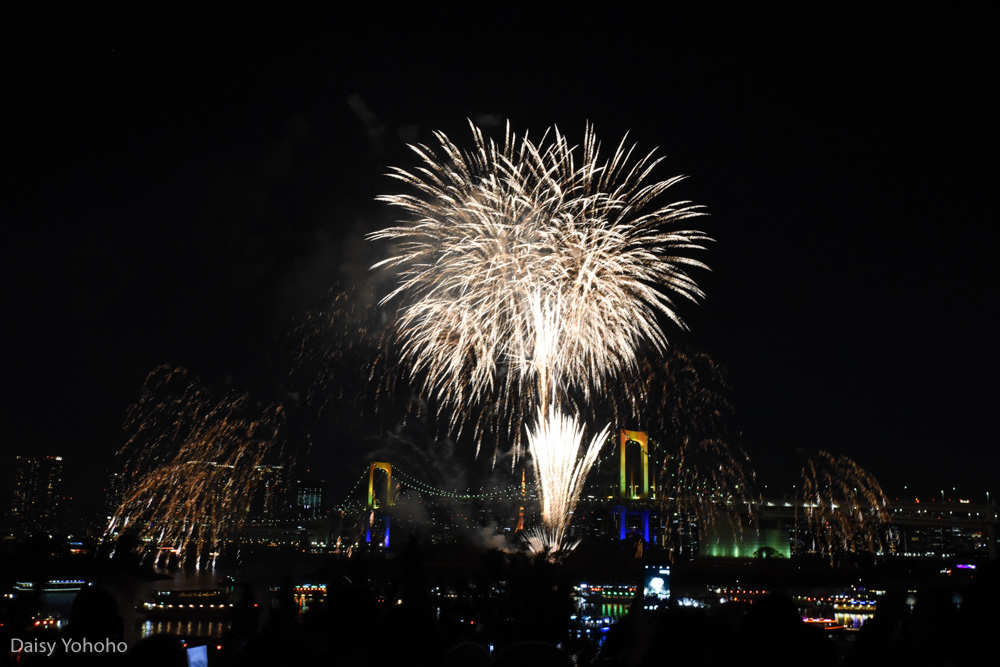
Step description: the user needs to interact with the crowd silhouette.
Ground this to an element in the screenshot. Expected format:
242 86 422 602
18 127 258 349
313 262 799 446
3 556 998 666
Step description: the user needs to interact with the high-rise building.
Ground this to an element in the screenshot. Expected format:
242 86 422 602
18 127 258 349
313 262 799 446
251 465 286 519
11 455 64 536
295 479 325 519
104 470 128 524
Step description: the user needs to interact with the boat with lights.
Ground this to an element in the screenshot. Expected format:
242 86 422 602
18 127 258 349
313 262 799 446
139 589 234 619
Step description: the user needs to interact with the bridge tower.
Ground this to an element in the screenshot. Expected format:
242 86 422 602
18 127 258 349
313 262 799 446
367 462 393 509
617 430 657 545
366 462 393 548
620 430 653 500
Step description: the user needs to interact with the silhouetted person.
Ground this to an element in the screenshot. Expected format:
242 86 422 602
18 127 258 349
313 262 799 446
68 586 124 644
896 586 960 667
598 599 654 666
636 608 734 667
125 635 186 667
847 587 908 666
235 626 319 667
51 586 125 666
494 641 572 667
302 580 376 661
381 602 445 664
445 641 490 667
738 593 837 667
234 577 319 666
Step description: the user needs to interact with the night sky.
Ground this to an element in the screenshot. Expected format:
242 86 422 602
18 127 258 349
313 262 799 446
3 9 998 512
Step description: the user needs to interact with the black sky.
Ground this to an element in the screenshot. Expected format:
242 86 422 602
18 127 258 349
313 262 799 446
3 8 998 510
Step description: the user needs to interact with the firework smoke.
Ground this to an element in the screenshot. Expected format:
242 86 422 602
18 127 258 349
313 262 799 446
372 122 709 551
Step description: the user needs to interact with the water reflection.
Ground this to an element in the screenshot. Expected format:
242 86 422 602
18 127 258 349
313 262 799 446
141 620 229 639
107 568 234 644
599 603 629 621
35 591 76 622
835 612 874 629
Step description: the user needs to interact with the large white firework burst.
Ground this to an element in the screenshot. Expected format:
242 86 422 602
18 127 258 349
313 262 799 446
371 121 710 548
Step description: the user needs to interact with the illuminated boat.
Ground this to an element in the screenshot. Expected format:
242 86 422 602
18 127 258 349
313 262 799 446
14 579 89 593
802 618 846 630
140 589 234 619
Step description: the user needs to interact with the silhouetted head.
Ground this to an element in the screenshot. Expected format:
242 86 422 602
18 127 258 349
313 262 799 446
739 592 802 637
381 603 445 663
445 641 490 667
125 635 186 667
69 585 123 641
494 641 572 667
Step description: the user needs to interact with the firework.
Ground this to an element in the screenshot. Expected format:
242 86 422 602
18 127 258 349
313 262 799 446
372 122 709 446
105 366 287 569
525 407 610 554
521 525 581 563
796 451 890 564
622 348 756 558
660 437 756 560
285 283 408 430
372 122 710 549
627 348 735 446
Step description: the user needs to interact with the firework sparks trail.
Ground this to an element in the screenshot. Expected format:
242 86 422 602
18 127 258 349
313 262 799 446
525 407 610 553
521 526 581 563
105 366 287 569
286 284 407 430
797 451 891 564
624 348 757 559
661 437 756 560
629 348 736 447
372 122 710 550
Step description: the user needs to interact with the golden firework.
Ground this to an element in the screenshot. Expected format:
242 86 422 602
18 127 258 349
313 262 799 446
372 122 710 550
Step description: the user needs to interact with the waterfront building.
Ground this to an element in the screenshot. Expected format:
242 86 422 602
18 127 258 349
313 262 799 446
295 479 325 519
10 454 64 536
884 500 997 559
571 493 998 560
250 465 286 519
104 470 126 523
